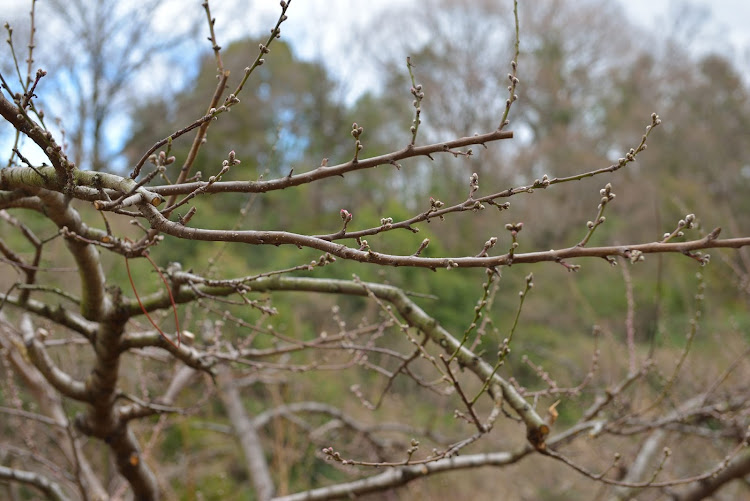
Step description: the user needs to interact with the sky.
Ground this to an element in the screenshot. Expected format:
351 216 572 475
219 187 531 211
5 0 750 96
211 0 750 100
626 0 750 53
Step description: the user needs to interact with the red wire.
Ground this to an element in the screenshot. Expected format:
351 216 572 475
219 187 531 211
125 255 181 349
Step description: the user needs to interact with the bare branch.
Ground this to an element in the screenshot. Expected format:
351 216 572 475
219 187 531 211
23 316 89 402
0 465 70 501
217 366 275 501
675 449 750 501
141 203 747 270
148 129 513 196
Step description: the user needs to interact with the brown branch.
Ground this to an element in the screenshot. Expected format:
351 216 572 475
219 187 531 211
0 166 163 207
0 316 107 498
441 355 486 432
610 429 667 500
675 449 750 501
0 93 70 184
129 110 220 179
210 276 549 447
119 331 215 372
217 366 275 501
23 317 89 402
164 70 229 215
0 465 71 501
148 129 513 196
0 209 41 303
278 419 620 501
134 274 548 444
140 202 748 269
0 294 96 340
540 435 750 490
105 427 160 500
201 0 224 72
274 446 535 501
252 401 433 441
6 187 111 320
0 405 61 427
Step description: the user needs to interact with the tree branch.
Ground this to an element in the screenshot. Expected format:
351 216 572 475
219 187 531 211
12 188 111 320
148 129 512 195
140 202 749 270
273 447 531 501
0 315 107 498
23 316 89 402
0 294 97 340
675 449 750 501
217 366 275 501
119 331 215 372
210 276 550 447
0 94 71 184
0 465 71 501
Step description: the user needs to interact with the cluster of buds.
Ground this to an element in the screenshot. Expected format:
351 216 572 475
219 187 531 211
470 200 486 212
351 123 364 161
598 183 615 209
407 57 424 143
577 184 615 247
469 172 479 197
505 222 523 238
207 104 231 118
223 149 240 167
679 213 696 229
505 223 523 261
427 197 446 220
488 200 511 212
519 272 534 298
351 122 364 140
321 447 345 463
406 439 420 460
663 213 696 241
205 150 239 183
149 150 176 166
508 72 520 87
688 251 711 267
617 147 638 167
626 249 645 264
380 217 393 229
506 72 519 106
411 84 424 104
224 93 241 108
429 197 444 210
312 253 336 269
476 236 497 257
533 174 550 188
410 84 424 136
498 338 512 361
